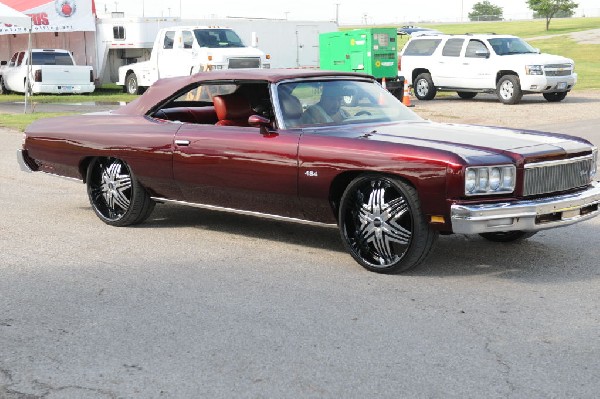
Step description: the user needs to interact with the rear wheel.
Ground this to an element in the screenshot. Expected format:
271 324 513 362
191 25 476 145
496 75 522 104
339 174 437 273
457 91 477 99
414 73 437 100
479 231 537 242
86 157 155 226
0 77 7 94
543 92 567 102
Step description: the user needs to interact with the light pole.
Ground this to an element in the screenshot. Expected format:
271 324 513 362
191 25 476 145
335 3 340 25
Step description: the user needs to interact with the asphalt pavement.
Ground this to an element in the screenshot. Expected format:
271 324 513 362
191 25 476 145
1 101 600 398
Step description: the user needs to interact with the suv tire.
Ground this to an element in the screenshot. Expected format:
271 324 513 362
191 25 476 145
496 75 522 105
414 73 437 101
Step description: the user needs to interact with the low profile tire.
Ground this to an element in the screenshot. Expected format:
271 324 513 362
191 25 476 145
414 73 437 100
86 157 155 226
479 231 537 242
543 92 567 102
496 75 522 104
457 91 477 99
339 174 438 273
125 73 140 95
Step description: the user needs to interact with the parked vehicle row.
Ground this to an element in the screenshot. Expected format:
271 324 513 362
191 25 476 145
0 49 95 95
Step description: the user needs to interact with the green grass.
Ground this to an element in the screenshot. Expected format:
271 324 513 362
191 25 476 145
0 112 75 131
0 84 137 104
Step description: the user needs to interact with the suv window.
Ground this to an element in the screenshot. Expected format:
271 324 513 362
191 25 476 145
442 38 464 57
403 39 442 56
465 40 488 58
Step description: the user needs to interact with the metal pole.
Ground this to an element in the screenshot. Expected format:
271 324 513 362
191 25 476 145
24 20 33 113
335 3 340 25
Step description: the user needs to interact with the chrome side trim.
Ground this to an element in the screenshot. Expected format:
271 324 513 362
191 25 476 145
451 181 600 234
524 153 595 169
150 197 337 228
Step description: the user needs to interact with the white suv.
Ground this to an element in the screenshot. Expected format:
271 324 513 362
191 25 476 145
399 33 577 104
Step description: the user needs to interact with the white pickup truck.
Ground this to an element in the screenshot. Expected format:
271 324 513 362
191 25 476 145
0 49 95 95
117 26 270 95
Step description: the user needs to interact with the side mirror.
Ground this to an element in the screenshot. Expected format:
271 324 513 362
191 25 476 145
475 49 490 59
534 48 541 54
248 114 275 135
0 61 7 66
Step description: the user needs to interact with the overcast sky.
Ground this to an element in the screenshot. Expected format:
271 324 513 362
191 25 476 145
95 0 600 24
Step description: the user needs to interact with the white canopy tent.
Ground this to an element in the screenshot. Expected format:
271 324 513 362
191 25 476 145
0 2 33 112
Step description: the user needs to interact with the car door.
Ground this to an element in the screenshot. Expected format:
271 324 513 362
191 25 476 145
459 39 495 89
172 123 304 219
5 52 25 91
434 38 465 87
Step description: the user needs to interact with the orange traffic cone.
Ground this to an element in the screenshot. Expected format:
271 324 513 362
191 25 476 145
402 79 414 107
381 77 387 90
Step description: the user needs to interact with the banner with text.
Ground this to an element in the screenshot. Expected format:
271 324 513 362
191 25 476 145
0 0 96 34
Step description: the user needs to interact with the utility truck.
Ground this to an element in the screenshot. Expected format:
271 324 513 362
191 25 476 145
117 26 270 94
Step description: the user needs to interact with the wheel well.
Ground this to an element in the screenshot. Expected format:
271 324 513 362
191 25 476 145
412 68 430 84
79 156 98 183
329 171 417 222
496 70 518 84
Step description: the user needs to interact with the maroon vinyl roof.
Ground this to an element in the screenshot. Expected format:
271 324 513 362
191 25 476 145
114 69 374 115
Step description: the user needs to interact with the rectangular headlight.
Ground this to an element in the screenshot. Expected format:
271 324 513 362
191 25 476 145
525 65 543 75
465 165 516 196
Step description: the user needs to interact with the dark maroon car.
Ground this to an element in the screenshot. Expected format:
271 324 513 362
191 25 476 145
18 69 600 273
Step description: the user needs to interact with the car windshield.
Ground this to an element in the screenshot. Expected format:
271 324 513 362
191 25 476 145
276 80 422 129
487 37 538 55
194 29 245 48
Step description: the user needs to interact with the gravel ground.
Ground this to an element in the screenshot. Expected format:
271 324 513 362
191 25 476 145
410 89 600 129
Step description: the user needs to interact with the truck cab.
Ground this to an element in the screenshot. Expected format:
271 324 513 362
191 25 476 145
117 26 270 94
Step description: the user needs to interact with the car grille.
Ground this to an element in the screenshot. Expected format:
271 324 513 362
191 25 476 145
523 154 596 196
544 63 572 76
228 58 261 69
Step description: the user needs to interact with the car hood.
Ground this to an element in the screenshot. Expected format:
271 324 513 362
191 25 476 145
495 52 574 65
308 120 592 163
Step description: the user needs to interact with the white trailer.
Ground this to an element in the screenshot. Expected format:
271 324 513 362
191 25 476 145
95 16 338 84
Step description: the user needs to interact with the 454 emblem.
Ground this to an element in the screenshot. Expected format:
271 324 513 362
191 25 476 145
55 0 77 17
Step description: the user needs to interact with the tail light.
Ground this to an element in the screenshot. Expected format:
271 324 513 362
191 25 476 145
34 69 42 82
90 70 94 82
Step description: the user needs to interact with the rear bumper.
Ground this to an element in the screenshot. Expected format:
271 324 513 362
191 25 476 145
30 83 95 94
450 182 600 234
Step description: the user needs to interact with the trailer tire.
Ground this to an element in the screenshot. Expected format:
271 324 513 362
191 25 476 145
125 73 141 95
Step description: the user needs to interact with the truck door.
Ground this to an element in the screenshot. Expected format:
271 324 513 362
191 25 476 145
171 30 196 76
156 30 176 78
459 39 494 89
434 38 465 87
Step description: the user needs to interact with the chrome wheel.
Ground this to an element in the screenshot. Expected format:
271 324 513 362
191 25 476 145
496 75 522 104
87 158 155 226
499 80 514 100
339 175 437 273
415 79 429 98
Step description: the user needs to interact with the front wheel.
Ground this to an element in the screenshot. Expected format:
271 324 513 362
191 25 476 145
339 175 438 273
496 75 522 104
479 231 537 242
543 92 567 102
414 73 437 100
0 77 7 95
125 73 141 95
86 157 155 226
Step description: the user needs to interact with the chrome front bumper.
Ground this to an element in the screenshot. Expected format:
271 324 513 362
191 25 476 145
451 182 600 234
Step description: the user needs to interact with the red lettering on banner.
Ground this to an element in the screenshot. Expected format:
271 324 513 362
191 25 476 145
27 13 49 26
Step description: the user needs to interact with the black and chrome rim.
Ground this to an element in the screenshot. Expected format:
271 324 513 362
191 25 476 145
88 158 132 221
343 178 413 268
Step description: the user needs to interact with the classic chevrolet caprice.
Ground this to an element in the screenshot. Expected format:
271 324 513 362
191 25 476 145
18 69 600 273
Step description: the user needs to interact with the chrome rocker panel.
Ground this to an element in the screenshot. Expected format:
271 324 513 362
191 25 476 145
451 181 600 234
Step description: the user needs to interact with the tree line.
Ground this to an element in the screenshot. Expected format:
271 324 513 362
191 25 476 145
468 0 579 30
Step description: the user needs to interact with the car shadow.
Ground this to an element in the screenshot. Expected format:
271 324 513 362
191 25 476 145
135 203 600 282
